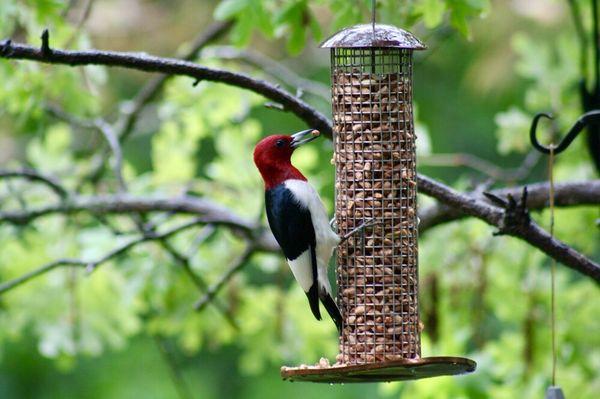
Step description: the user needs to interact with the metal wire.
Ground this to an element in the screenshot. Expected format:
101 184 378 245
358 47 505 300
332 47 420 365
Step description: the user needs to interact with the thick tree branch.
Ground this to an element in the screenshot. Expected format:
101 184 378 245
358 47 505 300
419 179 600 231
0 177 596 282
0 194 279 252
0 34 332 137
417 175 600 282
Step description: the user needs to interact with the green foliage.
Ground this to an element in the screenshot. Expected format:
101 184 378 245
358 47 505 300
213 0 490 54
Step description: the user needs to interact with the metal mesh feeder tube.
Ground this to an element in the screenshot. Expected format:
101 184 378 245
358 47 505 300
281 24 476 383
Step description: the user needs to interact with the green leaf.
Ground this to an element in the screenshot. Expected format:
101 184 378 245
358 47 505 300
417 0 446 28
286 24 306 55
494 107 531 154
214 0 248 20
274 0 306 25
308 9 322 42
447 0 490 38
251 0 275 38
230 14 254 47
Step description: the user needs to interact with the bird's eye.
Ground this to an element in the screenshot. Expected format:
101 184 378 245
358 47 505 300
275 139 285 148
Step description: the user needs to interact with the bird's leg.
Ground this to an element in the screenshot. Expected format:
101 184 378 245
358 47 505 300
338 218 379 244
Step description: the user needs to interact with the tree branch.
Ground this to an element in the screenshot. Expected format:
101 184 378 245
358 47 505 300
153 335 194 399
1 31 598 284
194 245 256 311
116 21 233 143
417 175 600 282
203 45 330 101
0 168 68 199
419 179 600 231
93 118 127 192
73 22 232 185
1 176 597 281
158 231 240 330
0 32 332 137
420 150 541 183
0 193 279 251
0 217 208 295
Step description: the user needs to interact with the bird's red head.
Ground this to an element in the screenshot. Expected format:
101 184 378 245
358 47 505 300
253 129 320 189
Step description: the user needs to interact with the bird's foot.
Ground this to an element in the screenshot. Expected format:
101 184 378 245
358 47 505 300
329 217 337 230
339 218 379 244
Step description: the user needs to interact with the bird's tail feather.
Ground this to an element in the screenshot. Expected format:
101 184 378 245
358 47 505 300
306 284 322 321
321 292 342 334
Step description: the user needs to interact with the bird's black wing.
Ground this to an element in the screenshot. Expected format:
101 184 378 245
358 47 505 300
265 184 320 320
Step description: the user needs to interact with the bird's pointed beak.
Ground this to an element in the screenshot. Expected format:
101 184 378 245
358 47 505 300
290 129 320 149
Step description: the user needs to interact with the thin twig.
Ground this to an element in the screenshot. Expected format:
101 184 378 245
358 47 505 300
63 0 95 48
117 21 233 144
153 335 194 399
0 168 68 198
93 118 127 192
158 236 240 330
420 150 541 183
45 103 97 128
46 105 127 191
203 46 330 101
82 21 231 185
194 245 256 311
0 217 207 295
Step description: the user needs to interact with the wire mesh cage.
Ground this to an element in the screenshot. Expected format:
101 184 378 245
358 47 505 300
332 38 420 367
281 24 476 383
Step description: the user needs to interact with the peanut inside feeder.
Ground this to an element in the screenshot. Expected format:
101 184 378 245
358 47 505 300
281 23 476 383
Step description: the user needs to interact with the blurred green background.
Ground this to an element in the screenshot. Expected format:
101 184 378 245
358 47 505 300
0 1 598 398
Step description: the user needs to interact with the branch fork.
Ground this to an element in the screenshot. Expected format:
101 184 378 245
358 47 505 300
484 187 531 236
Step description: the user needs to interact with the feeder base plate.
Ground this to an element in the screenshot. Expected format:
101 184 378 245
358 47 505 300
281 356 476 383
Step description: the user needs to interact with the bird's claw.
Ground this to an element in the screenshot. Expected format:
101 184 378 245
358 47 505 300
339 218 380 244
329 217 337 230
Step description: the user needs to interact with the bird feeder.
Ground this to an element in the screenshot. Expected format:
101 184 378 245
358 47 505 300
281 24 476 383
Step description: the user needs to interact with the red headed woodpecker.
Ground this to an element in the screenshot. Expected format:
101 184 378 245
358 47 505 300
253 129 342 333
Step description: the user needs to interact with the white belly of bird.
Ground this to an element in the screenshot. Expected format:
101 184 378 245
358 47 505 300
284 179 340 294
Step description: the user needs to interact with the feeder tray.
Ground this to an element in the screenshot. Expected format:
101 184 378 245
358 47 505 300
281 357 476 383
281 24 476 383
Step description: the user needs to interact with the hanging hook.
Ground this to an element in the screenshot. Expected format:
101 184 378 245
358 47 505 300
529 109 600 154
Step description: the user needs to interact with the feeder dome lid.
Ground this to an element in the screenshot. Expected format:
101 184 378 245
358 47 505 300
320 24 426 50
